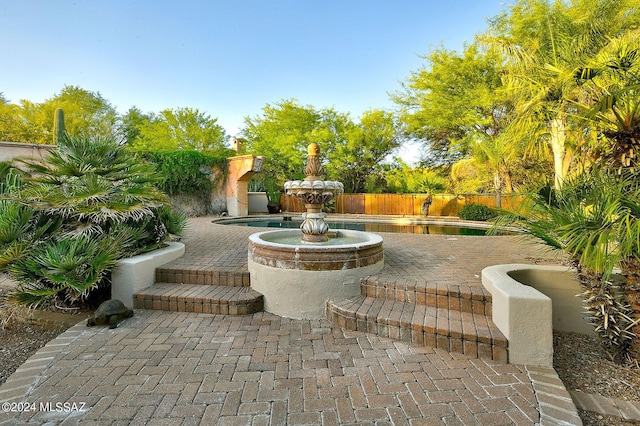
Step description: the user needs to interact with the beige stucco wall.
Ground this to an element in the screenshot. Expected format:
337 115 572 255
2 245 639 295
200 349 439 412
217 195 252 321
0 141 54 164
111 242 185 308
226 155 264 216
482 264 558 367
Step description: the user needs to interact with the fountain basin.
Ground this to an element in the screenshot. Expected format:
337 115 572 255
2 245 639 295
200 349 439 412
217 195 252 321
248 229 384 319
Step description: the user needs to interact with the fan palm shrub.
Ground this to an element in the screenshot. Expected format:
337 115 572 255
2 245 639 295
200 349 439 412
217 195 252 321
0 134 186 312
580 28 640 175
497 168 640 363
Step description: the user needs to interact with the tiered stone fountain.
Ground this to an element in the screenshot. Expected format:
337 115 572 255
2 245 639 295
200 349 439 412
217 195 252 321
248 143 384 319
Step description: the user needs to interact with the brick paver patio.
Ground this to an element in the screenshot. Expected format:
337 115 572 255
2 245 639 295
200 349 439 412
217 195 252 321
0 216 586 425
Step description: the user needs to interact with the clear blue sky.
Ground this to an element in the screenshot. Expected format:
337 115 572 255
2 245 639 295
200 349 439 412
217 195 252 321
2 0 510 152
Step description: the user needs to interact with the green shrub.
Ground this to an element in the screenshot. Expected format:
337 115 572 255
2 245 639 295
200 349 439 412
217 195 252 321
495 169 640 363
142 150 227 197
459 203 496 221
0 135 187 310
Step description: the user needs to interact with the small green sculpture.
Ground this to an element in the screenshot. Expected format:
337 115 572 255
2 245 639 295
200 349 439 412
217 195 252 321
87 299 134 329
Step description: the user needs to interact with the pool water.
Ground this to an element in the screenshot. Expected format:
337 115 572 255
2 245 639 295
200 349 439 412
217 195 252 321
224 219 513 236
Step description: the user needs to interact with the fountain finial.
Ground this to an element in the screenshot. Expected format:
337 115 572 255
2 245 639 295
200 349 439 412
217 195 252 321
284 143 344 243
307 143 320 155
304 143 324 179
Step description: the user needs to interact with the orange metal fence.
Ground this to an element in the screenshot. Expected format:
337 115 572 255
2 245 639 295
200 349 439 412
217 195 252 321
280 193 524 216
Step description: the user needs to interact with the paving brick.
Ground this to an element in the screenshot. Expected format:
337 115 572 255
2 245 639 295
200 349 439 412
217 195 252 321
0 217 586 425
474 411 514 425
288 411 322 425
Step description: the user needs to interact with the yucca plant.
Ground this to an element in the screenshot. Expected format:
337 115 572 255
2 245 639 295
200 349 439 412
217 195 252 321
496 168 640 363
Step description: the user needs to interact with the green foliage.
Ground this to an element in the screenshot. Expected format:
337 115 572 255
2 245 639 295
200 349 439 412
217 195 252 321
247 179 264 192
325 109 403 193
142 150 227 198
0 134 186 309
484 0 640 188
8 235 120 307
382 159 447 194
0 162 18 182
0 85 118 144
578 29 640 174
392 43 512 167
130 107 230 153
156 205 188 236
263 177 281 205
243 99 345 184
242 100 402 193
459 203 496 221
118 106 153 145
496 167 640 362
449 158 493 194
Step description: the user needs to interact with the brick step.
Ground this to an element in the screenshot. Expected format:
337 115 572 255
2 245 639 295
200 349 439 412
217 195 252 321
134 283 263 315
361 276 492 316
326 295 507 362
155 268 250 287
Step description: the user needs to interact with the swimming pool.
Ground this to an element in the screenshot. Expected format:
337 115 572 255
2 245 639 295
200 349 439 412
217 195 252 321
215 216 516 236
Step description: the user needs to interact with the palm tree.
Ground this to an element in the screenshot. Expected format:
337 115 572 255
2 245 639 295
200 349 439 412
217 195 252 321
498 169 640 362
580 29 640 175
578 30 640 358
17 134 172 248
484 0 639 188
471 133 518 206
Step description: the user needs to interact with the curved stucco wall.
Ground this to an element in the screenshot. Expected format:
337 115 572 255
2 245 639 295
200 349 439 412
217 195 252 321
249 258 383 319
482 264 554 367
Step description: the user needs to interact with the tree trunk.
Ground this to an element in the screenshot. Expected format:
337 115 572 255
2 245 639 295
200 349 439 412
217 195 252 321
576 261 634 363
501 165 514 193
621 257 640 360
550 116 567 189
493 171 502 208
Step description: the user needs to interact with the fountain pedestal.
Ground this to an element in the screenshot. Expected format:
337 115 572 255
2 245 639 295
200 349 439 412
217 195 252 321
247 143 384 319
248 230 384 319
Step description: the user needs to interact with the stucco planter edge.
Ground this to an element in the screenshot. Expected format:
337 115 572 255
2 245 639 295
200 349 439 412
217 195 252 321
111 242 185 308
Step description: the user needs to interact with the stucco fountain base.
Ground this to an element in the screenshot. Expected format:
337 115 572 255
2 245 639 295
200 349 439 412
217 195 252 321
248 230 384 319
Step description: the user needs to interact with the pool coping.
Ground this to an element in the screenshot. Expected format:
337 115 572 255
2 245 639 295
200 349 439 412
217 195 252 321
211 213 519 233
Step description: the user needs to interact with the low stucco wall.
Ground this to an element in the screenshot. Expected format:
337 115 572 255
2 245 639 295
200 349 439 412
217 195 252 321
507 267 593 336
0 141 54 163
482 264 554 367
248 192 268 214
482 263 596 367
111 242 185 308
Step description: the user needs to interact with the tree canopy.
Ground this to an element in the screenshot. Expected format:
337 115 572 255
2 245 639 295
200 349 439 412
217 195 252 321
325 109 403 193
241 99 347 183
393 44 509 165
0 85 118 144
483 0 640 187
129 107 230 154
242 100 402 192
392 43 523 193
3 0 640 195
392 0 640 191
